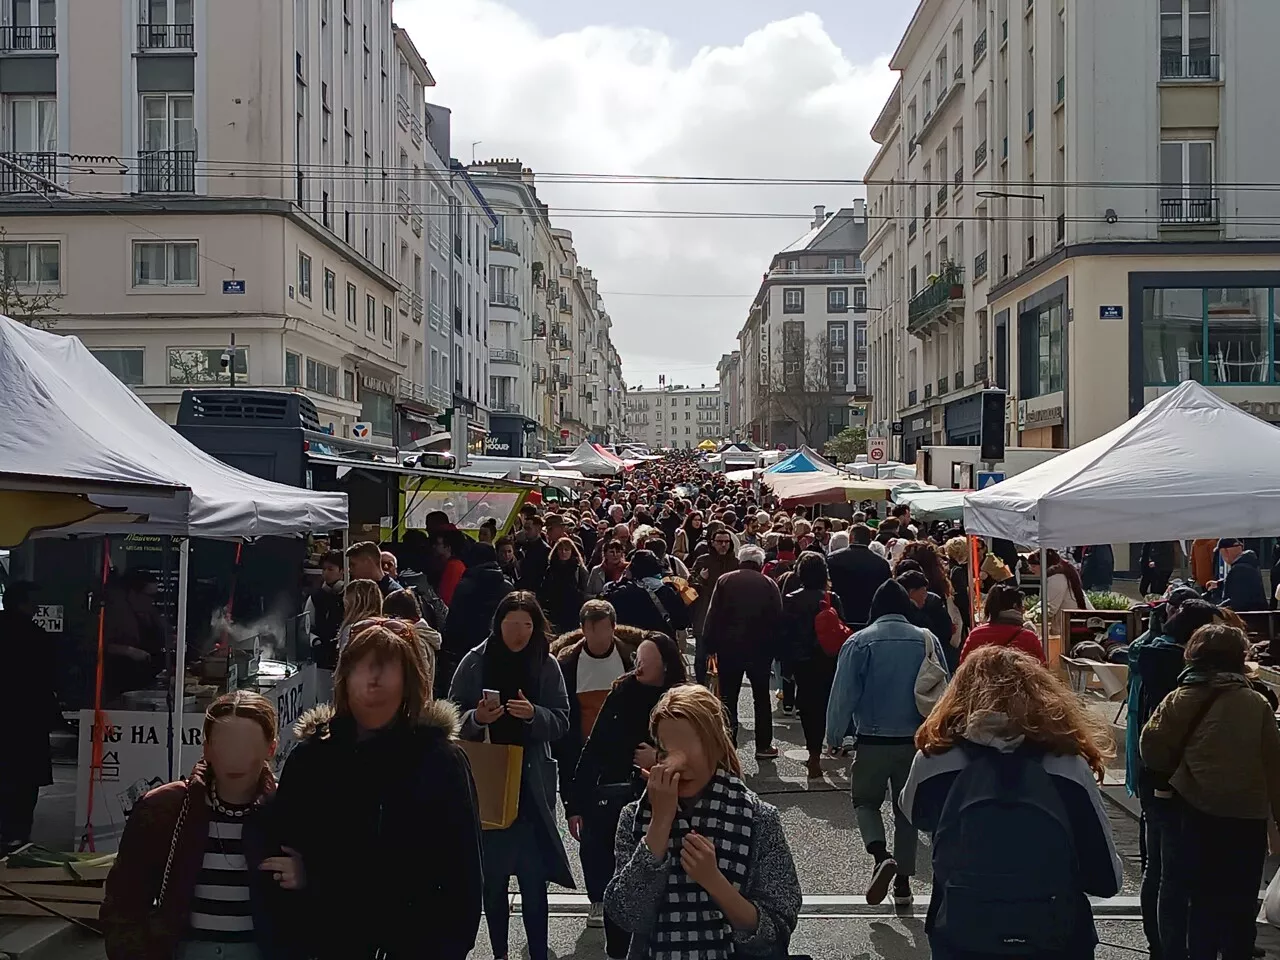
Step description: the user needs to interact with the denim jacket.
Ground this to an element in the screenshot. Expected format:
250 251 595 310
825 614 948 747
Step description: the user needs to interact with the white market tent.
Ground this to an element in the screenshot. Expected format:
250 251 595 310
0 317 347 538
964 380 1280 547
556 441 623 477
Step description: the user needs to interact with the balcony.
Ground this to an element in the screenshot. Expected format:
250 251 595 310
490 236 520 256
923 201 932 223
924 383 933 400
908 218 918 239
409 114 423 147
453 234 462 258
395 92 411 131
410 211 422 236
1056 76 1065 106
974 250 988 279
558 295 571 314
410 291 423 322
908 264 965 335
490 347 521 365
974 360 989 383
1160 196 1220 225
0 24 56 50
954 167 963 189
489 291 519 309
938 376 949 396
397 377 425 404
1160 52 1220 81
954 369 964 389
493 400 522 414
398 285 410 315
137 21 194 49
137 149 196 193
428 301 443 326
396 187 411 222
974 140 988 169
454 306 463 332
908 389 918 406
973 29 988 65
0 151 57 194
1056 213 1066 245
937 184 948 208
428 384 451 409
767 261 864 278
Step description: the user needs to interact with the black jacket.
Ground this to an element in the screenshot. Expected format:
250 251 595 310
571 674 665 815
781 586 845 664
1140 541 1177 573
909 592 956 653
539 561 589 635
440 559 514 694
0 609 60 787
602 579 689 638
826 545 892 629
274 702 482 960
518 537 551 592
1218 550 1268 611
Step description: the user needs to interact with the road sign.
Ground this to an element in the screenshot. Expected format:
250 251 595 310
1099 305 1123 320
977 471 1005 489
867 437 889 464
222 279 246 294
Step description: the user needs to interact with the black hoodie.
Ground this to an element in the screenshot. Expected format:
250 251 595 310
1218 549 1268 611
439 544 514 694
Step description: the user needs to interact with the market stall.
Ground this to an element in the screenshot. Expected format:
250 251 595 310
557 441 625 477
764 471 894 507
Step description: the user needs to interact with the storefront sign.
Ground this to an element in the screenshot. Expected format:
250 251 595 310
484 436 512 453
35 604 63 632
1019 393 1064 429
360 374 394 395
1235 401 1280 423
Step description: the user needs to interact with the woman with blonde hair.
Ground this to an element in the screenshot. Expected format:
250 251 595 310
335 578 382 654
605 684 801 960
943 536 972 642
900 645 1121 960
274 623 483 960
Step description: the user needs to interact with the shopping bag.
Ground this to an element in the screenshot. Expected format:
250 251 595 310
1259 863 1280 926
706 653 720 698
666 576 698 606
458 740 523 830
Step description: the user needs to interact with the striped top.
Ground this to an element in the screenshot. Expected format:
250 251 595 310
188 806 255 943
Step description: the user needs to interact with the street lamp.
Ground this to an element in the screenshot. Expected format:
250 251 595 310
219 332 242 388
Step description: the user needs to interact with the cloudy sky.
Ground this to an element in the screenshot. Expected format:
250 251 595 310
394 0 913 389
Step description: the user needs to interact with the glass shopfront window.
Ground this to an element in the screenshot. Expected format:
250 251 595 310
1143 286 1276 385
1018 297 1063 399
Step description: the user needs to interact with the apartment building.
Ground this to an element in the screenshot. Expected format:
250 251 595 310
624 385 723 451
737 203 870 448
0 0 443 440
873 0 1280 462
552 229 608 447
717 350 741 439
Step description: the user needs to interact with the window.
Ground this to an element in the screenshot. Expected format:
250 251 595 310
1018 299 1064 398
1160 0 1214 79
343 368 355 400
305 357 340 396
0 240 59 285
685 411 691 420
827 287 848 312
366 294 376 334
383 304 392 343
285 351 302 386
90 348 144 385
140 93 194 155
132 240 197 286
685 397 691 406
297 252 312 300
1159 140 1215 222
345 282 357 326
828 257 845 272
855 325 867 348
830 359 847 378
783 288 804 313
828 323 847 348
167 347 246 384
323 268 336 312
360 391 394 436
5 96 56 153
854 287 867 309
1143 287 1275 385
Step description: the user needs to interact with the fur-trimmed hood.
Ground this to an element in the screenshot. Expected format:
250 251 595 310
292 698 463 742
550 622 647 663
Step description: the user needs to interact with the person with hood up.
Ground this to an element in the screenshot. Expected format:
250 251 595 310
587 539 630 598
439 542 515 697
382 588 443 692
900 646 1122 960
1208 538 1268 611
273 624 483 960
450 591 574 960
702 544 784 758
539 537 590 635
959 583 1044 664
1141 623 1280 960
602 550 690 640
102 692 296 960
826 578 950 907
672 511 706 561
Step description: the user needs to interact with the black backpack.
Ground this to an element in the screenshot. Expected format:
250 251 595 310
931 744 1079 955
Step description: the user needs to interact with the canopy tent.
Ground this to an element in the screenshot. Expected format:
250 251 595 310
846 461 918 480
0 318 347 538
893 488 967 522
964 380 1280 547
697 439 718 452
763 445 841 475
766 471 894 507
556 441 623 477
718 440 761 453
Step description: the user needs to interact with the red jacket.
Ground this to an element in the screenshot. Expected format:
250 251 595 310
960 619 1046 664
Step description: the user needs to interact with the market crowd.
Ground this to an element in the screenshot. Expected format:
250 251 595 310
74 453 1280 960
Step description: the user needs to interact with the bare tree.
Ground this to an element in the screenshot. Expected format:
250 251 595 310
0 228 61 330
760 328 848 447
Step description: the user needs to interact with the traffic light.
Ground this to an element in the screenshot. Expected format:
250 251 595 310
980 389 1006 462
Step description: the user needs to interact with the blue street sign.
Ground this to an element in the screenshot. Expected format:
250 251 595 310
977 471 1005 489
222 279 246 294
1099 305 1123 320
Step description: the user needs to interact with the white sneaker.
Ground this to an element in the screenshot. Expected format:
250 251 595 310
587 902 604 928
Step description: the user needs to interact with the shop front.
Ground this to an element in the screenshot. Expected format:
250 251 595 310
943 393 982 446
486 413 535 458
902 412 933 466
1018 392 1066 448
358 372 397 442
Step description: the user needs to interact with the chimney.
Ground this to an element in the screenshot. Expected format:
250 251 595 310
812 204 826 228
852 198 867 220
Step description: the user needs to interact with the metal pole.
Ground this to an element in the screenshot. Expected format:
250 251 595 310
1039 545 1050 655
229 332 237 388
171 537 191 777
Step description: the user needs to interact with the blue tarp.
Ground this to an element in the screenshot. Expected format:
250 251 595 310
764 446 839 474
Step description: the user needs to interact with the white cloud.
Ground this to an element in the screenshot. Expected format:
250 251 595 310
394 0 895 387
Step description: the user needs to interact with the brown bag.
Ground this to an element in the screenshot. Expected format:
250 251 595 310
458 739 523 830
706 653 720 698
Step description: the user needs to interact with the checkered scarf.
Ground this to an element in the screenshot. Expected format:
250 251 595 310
633 770 754 960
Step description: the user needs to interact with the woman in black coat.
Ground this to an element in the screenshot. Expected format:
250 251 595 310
571 632 687 960
274 621 483 960
538 538 589 635
781 552 845 780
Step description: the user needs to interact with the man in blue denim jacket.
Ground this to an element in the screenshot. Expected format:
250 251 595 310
826 578 949 907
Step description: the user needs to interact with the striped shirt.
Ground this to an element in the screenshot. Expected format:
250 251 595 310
188 808 255 943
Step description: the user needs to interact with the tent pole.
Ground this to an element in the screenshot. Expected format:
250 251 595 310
171 537 190 778
1039 545 1049 653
